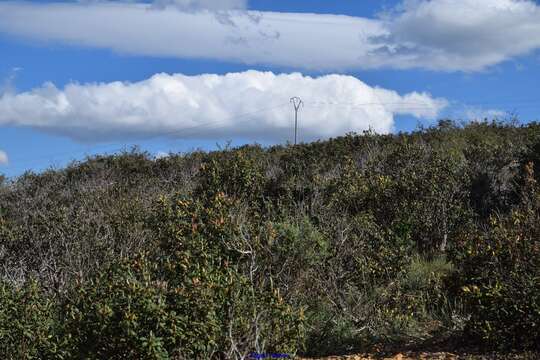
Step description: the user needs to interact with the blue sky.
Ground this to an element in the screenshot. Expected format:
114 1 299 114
1 0 540 177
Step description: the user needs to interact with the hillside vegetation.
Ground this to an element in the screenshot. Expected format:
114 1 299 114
1 120 540 358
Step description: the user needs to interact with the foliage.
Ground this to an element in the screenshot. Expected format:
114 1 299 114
0 280 57 359
1 121 540 357
455 162 540 350
55 193 305 359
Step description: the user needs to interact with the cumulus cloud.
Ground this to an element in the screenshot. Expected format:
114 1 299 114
0 0 539 71
0 71 447 142
0 150 8 165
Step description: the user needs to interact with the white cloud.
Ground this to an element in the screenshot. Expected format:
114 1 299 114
0 71 447 142
0 0 539 71
0 150 8 165
464 107 507 121
151 0 247 11
0 2 384 71
155 151 170 159
382 0 540 71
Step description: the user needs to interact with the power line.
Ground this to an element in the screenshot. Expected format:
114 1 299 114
4 95 540 174
306 98 540 111
306 96 540 106
6 102 289 171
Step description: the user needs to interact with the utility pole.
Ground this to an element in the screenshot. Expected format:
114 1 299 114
290 97 303 145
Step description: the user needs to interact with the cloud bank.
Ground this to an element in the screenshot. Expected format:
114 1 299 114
151 0 247 11
0 71 447 142
0 0 539 71
0 151 8 165
384 0 540 71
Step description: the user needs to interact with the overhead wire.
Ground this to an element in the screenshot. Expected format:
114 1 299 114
4 95 540 174
6 102 289 171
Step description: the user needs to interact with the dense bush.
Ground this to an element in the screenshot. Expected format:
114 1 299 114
1 120 540 357
0 280 57 359
57 193 304 359
455 162 540 350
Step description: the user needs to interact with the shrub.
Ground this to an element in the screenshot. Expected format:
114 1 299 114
0 280 57 359
2 122 540 357
196 148 266 206
455 163 540 349
56 192 306 358
147 192 306 357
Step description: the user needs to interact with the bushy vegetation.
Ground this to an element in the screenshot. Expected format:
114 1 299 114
455 162 540 350
1 120 540 358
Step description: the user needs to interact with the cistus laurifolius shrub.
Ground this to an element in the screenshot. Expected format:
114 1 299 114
196 148 266 205
455 163 540 350
59 192 305 359
327 142 471 256
0 280 58 359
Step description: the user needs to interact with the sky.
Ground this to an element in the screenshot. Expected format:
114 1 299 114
1 0 540 177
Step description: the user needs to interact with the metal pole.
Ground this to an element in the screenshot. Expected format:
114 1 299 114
295 109 298 145
290 97 303 145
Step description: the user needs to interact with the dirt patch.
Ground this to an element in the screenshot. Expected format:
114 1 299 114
299 352 458 359
299 352 538 360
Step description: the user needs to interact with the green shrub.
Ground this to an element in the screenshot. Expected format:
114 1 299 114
149 192 306 356
60 254 187 359
0 280 57 359
56 193 305 359
456 163 540 349
196 148 266 205
2 122 540 357
268 218 330 284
